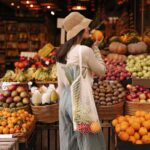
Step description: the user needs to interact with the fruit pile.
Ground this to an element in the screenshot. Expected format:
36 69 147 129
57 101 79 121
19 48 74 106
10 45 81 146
126 55 150 79
103 59 131 81
126 84 150 103
93 79 126 106
0 108 35 134
31 84 59 106
112 111 150 144
1 65 57 82
0 85 30 108
76 121 101 134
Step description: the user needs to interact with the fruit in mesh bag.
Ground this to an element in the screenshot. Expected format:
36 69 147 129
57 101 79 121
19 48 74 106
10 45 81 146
77 123 91 134
90 122 101 133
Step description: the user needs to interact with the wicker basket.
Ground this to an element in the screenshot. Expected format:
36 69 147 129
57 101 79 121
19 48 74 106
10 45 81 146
0 105 31 112
30 103 59 123
125 101 150 115
96 101 124 120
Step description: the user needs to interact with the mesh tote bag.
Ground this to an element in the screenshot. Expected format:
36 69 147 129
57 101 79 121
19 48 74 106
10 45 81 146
70 47 101 134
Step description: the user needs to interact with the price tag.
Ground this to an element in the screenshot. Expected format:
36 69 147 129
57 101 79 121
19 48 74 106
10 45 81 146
28 81 33 90
45 61 49 65
0 134 13 138
1 82 19 91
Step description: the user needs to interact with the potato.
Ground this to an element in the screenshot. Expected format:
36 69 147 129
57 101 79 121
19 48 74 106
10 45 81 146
99 93 105 97
106 97 111 102
100 97 105 101
118 88 124 92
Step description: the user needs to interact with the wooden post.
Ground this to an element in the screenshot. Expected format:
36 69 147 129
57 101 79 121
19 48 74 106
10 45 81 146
141 0 145 35
57 18 66 44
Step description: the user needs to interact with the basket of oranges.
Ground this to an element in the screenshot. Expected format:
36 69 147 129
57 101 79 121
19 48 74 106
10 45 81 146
112 111 150 150
0 108 35 143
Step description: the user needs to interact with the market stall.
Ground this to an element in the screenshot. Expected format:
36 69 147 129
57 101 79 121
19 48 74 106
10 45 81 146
0 0 150 150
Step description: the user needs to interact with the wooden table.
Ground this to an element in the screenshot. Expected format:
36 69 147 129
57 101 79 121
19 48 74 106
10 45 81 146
0 138 19 150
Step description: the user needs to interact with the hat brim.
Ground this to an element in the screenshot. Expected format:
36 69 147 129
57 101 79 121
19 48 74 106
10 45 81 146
67 18 92 41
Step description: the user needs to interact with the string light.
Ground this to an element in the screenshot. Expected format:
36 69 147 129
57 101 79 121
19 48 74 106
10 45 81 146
30 4 33 8
11 3 15 6
51 11 55 15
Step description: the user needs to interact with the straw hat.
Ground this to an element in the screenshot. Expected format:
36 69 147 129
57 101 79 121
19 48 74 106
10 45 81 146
63 12 92 41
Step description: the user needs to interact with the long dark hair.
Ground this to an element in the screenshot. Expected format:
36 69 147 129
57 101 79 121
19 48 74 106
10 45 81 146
56 30 84 64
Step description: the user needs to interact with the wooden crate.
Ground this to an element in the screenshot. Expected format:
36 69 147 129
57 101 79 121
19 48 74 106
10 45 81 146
0 138 19 150
97 102 124 120
35 121 116 150
101 120 116 150
125 101 150 115
31 104 59 124
35 122 59 150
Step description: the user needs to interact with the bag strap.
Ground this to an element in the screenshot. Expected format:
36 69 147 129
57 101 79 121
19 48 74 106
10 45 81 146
78 46 82 76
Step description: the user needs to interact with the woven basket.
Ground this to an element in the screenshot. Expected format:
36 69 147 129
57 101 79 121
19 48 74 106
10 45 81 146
0 105 31 112
96 101 124 120
30 103 59 123
125 101 150 115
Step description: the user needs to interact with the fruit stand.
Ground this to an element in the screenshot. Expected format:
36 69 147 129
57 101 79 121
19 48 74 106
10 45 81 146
0 0 150 149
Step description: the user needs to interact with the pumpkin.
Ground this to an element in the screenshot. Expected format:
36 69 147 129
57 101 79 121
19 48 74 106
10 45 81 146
128 42 147 54
107 53 127 62
109 42 127 54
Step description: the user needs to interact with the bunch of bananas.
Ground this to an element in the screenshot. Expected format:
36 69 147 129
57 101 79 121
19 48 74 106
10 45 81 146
14 69 26 82
1 70 16 82
25 68 36 81
38 43 54 57
49 65 57 81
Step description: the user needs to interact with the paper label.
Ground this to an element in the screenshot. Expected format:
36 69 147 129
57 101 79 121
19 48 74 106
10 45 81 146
0 134 13 138
1 82 19 90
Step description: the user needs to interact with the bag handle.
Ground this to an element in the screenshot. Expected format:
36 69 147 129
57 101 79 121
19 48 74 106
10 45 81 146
78 46 82 76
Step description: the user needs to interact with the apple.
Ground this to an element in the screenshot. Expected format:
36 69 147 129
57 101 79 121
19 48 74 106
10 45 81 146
13 96 21 102
8 85 17 91
22 97 30 104
126 95 132 101
16 86 25 93
0 94 5 102
11 91 18 97
20 91 28 98
6 97 13 104
139 93 146 100
132 98 140 102
140 99 146 103
3 91 11 97
146 93 150 99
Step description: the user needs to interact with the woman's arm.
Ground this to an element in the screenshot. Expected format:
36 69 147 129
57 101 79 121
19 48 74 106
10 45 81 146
86 46 106 76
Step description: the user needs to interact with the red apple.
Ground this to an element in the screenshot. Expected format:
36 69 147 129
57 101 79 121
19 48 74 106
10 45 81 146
146 93 150 99
8 84 17 91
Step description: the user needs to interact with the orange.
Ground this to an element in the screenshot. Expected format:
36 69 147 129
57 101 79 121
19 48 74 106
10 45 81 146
0 126 3 134
134 132 140 140
129 136 136 144
131 122 140 130
22 123 29 129
90 122 101 133
115 124 121 133
1 121 7 127
119 132 129 141
139 127 148 136
120 121 129 131
9 128 15 134
142 135 150 144
117 116 125 123
135 111 141 117
136 140 143 144
140 111 147 117
142 121 150 130
3 127 9 134
92 30 103 41
126 126 135 136
7 123 14 129
144 113 150 120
